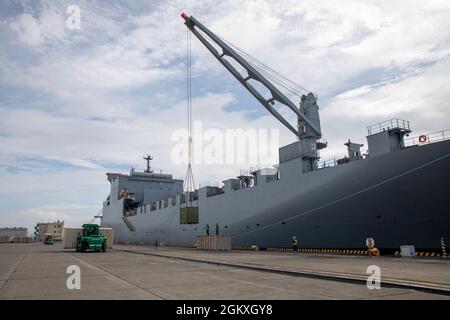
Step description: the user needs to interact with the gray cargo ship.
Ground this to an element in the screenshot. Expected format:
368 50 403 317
102 119 450 250
102 14 450 251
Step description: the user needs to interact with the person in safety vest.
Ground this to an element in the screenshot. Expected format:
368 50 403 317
292 236 298 253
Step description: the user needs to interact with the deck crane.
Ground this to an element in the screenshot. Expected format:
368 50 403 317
181 12 326 172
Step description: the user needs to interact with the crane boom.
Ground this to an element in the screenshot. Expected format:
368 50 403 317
180 13 321 138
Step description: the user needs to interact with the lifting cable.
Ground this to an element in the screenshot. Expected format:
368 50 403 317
184 27 196 207
230 41 309 95
218 36 311 103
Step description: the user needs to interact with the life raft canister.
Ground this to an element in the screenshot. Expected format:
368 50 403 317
419 135 427 143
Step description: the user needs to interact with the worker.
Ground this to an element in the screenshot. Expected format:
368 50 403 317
155 240 158 247
205 224 210 236
215 223 219 236
119 188 129 199
292 236 298 253
366 237 377 258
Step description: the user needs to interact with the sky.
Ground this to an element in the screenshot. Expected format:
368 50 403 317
0 0 449 234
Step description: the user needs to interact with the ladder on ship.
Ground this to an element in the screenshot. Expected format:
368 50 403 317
122 216 136 232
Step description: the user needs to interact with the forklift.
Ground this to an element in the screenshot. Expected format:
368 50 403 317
43 233 54 245
76 224 107 253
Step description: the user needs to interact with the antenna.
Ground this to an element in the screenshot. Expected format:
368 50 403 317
143 154 153 173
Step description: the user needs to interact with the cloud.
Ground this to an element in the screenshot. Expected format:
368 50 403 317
324 56 450 124
0 91 287 176
8 8 67 47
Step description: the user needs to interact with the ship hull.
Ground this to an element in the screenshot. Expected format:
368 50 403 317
103 139 450 250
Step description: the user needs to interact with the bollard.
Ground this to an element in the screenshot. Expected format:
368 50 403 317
441 237 447 257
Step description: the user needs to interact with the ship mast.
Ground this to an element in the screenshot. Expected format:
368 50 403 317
143 154 153 173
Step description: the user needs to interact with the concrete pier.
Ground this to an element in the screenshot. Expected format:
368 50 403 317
114 244 450 294
0 243 449 300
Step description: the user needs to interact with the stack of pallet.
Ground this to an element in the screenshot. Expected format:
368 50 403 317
12 237 32 243
0 236 12 243
0 236 32 243
196 235 231 251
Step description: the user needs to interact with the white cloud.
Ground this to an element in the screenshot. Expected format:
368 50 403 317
8 7 67 47
9 13 44 46
324 57 450 122
319 55 450 160
0 91 289 176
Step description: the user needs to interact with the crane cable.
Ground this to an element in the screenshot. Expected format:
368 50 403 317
187 28 192 145
218 36 311 102
184 28 196 207
225 38 310 95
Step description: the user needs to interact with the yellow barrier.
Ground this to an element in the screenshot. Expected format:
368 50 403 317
266 248 373 255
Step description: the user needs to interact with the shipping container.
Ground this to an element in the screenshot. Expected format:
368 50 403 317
63 228 114 249
180 207 199 224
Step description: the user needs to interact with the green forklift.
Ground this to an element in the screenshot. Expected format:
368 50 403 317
43 233 54 245
76 224 107 253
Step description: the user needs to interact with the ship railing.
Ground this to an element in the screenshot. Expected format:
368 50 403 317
198 181 222 188
249 166 261 174
318 158 337 168
361 148 369 157
317 153 347 169
404 129 450 147
239 169 255 177
367 118 410 135
317 149 368 169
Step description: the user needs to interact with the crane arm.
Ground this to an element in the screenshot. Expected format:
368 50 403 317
181 12 321 137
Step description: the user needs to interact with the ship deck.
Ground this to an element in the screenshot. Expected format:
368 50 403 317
0 243 449 299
